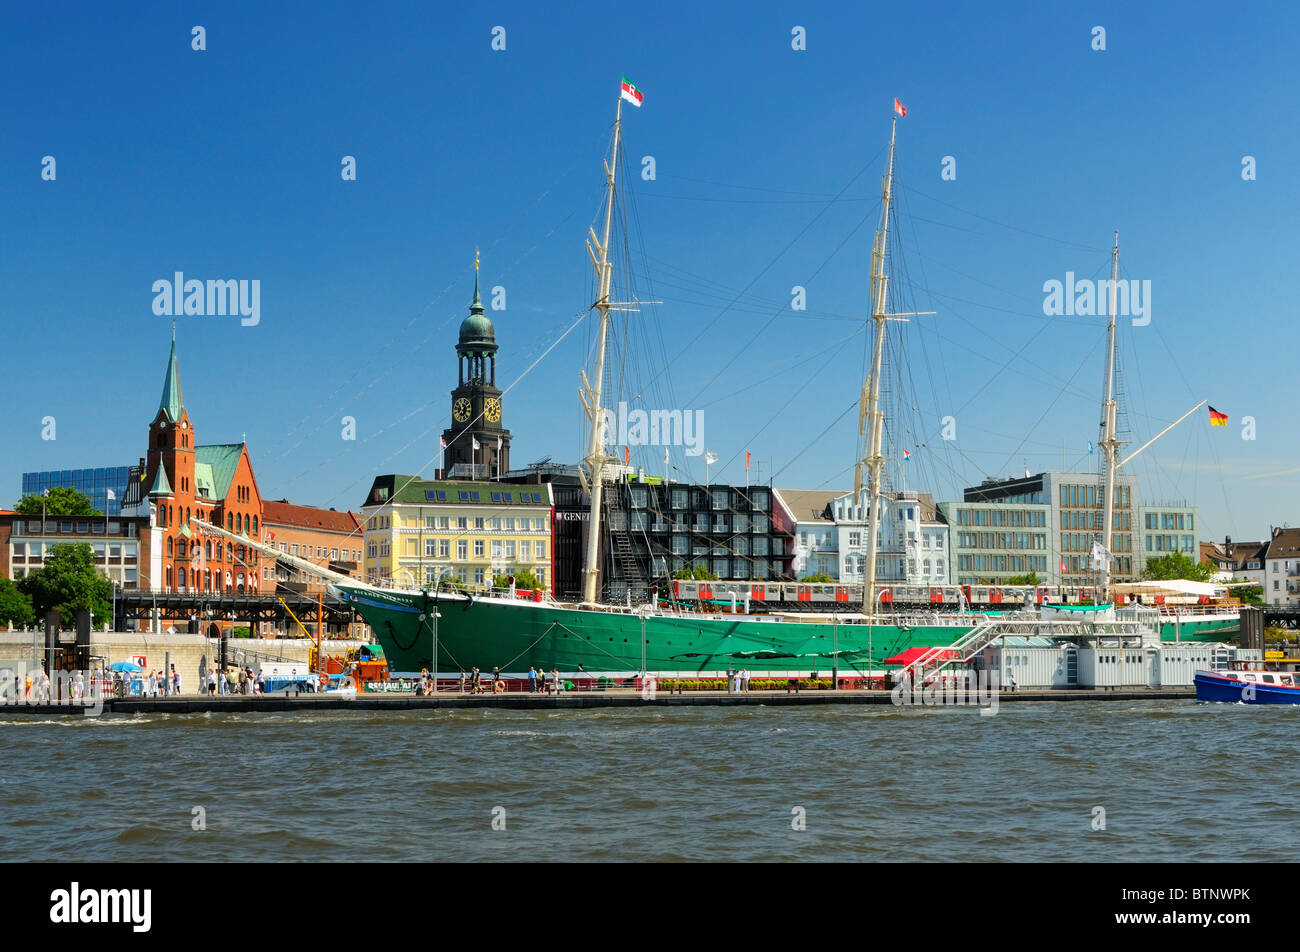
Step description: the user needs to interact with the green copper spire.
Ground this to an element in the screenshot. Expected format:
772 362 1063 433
470 247 484 314
158 321 185 423
147 461 173 497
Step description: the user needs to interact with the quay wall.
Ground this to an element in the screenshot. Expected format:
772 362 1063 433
0 632 368 696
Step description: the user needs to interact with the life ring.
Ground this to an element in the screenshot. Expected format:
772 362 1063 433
493 679 506 694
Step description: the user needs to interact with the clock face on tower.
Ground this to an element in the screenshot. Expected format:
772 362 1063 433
453 397 472 423
484 398 501 423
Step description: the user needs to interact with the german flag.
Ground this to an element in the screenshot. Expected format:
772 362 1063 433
1209 406 1228 426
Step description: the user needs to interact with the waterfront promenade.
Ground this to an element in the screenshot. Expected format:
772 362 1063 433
2 686 1195 715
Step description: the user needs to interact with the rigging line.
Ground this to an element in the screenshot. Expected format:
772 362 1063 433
321 306 593 546
771 399 860 482
644 145 888 394
902 184 1109 253
271 201 587 469
710 333 861 481
952 315 1060 417
895 185 957 489
270 147 597 456
992 338 1104 479
694 328 867 410
639 191 873 206
924 286 1108 325
657 170 877 200
686 198 881 411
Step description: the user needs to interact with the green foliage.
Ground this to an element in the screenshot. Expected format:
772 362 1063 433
1234 585 1264 607
1142 551 1215 583
0 578 35 628
672 565 718 581
14 487 100 517
1003 572 1042 586
17 543 112 629
492 569 543 591
799 572 834 583
231 626 253 639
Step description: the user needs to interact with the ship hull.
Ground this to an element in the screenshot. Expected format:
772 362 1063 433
338 586 1241 674
337 586 963 674
1158 617 1239 642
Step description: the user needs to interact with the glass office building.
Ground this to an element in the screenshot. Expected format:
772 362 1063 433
21 466 133 516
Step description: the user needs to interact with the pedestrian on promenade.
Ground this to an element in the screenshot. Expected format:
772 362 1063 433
1008 673 1018 693
528 666 537 693
207 669 217 696
550 668 560 695
459 669 466 694
741 668 750 693
492 667 500 691
172 665 180 695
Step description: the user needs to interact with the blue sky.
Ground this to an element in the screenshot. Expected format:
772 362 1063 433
3 1 1296 543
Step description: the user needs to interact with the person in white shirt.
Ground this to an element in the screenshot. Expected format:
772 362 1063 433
741 668 750 692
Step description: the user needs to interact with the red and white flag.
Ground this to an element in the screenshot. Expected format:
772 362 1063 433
894 98 907 118
621 77 643 107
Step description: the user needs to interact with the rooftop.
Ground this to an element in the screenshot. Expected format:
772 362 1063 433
262 499 361 534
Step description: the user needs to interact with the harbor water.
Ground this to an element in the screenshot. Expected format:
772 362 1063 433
2 700 1294 862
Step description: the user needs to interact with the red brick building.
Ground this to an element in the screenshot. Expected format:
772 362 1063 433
123 329 265 594
260 499 363 594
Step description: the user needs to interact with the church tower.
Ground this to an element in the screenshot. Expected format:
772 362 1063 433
145 323 196 505
442 254 512 478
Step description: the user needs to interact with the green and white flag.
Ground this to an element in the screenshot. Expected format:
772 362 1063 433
621 77 643 107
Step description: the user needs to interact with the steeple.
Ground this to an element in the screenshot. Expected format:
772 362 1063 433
147 459 173 496
470 246 484 314
159 320 185 423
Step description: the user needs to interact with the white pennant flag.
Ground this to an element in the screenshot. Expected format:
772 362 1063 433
705 451 718 466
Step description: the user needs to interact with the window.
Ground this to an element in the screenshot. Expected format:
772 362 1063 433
535 540 546 558
425 539 438 557
491 541 502 559
439 540 450 558
456 517 468 530
474 540 485 558
457 540 468 560
505 540 516 559
520 540 531 561
474 517 485 530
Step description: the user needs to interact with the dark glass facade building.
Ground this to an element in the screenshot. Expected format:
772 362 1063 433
21 466 133 516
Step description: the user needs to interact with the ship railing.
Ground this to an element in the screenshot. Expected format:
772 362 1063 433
897 617 1152 685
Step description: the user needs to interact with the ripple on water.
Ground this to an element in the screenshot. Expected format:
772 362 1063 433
1 700 1294 861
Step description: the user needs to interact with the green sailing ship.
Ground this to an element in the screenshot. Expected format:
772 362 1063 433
306 92 1233 675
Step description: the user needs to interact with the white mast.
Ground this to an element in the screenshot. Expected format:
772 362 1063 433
579 97 623 605
1099 232 1120 600
859 119 898 615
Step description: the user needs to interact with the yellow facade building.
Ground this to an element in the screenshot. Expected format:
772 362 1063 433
359 476 553 591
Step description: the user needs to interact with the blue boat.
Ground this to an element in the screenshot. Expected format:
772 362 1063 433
1195 659 1300 704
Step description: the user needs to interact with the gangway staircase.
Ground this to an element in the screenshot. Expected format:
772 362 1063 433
898 615 1005 685
897 613 1155 686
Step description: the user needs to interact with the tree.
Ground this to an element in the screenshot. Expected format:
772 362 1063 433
799 572 834 582
0 578 35 628
1003 572 1042 586
1141 551 1215 583
14 487 100 517
673 565 718 581
492 569 543 591
17 543 112 629
1233 585 1264 607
